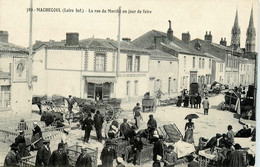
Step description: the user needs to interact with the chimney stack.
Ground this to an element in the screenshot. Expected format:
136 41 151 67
0 31 9 43
122 38 131 43
167 20 173 41
182 32 190 44
220 37 227 46
66 33 79 46
204 31 212 43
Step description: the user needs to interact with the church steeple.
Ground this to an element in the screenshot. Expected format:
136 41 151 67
231 9 241 49
245 7 256 52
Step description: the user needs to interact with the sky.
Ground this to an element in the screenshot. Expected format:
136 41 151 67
0 0 258 49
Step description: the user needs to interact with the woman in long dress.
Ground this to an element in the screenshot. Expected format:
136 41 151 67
184 119 194 144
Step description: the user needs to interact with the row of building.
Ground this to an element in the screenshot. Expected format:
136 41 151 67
0 8 257 112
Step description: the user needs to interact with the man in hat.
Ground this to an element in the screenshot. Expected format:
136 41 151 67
75 148 92 167
35 139 51 167
119 119 131 139
82 113 93 143
4 143 20 167
93 110 104 142
116 157 125 167
132 136 143 165
133 104 142 129
147 114 157 137
205 133 222 151
48 142 69 167
228 143 247 167
100 140 117 167
15 131 27 158
202 97 210 115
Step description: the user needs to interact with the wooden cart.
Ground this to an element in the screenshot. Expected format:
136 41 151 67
142 97 157 112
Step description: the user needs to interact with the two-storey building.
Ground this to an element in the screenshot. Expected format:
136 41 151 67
32 33 149 101
0 31 32 113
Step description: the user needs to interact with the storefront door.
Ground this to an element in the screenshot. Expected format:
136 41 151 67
95 85 103 101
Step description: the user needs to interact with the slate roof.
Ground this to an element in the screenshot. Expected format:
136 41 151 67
147 49 178 61
132 30 204 56
0 42 28 54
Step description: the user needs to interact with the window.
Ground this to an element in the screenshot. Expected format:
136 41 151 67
184 56 186 68
192 57 195 68
95 54 105 71
209 59 211 69
127 55 133 72
0 86 10 109
126 81 130 96
220 63 223 72
134 80 138 95
199 58 201 68
134 56 140 72
202 58 205 69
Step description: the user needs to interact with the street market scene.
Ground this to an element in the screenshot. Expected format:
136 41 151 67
0 0 258 167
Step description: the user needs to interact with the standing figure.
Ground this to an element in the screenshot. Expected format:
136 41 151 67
17 118 28 131
153 135 164 162
15 131 28 158
196 93 201 109
4 144 20 167
184 119 194 144
227 125 235 145
132 136 143 165
176 96 182 107
163 145 177 167
202 97 210 115
100 140 117 167
133 104 142 129
147 114 157 137
228 144 247 167
82 113 93 143
67 95 73 113
183 95 189 107
48 142 69 167
93 110 104 142
190 96 195 108
35 140 51 167
119 119 131 139
31 122 43 150
104 117 111 139
75 149 92 167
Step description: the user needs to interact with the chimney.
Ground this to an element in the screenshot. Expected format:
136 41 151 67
182 32 190 44
122 38 131 43
0 31 8 43
204 31 212 43
220 37 227 46
66 33 79 46
167 20 173 41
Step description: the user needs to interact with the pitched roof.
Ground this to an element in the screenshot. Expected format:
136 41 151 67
146 49 178 61
0 42 28 54
132 30 204 56
203 53 223 62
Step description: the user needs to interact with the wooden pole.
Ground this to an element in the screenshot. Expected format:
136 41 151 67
28 0 33 89
116 6 121 78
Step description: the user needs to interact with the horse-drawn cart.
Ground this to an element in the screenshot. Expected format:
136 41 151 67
142 97 157 112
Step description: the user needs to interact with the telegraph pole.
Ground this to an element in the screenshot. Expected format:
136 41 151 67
116 6 121 78
28 0 33 89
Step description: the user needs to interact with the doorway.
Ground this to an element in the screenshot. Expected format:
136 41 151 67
95 85 103 101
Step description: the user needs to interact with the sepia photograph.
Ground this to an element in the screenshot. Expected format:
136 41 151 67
0 0 258 166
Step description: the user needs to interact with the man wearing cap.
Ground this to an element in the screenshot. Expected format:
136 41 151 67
75 148 92 167
35 140 51 167
119 119 131 139
14 130 27 158
48 142 69 167
82 113 93 143
133 104 142 129
32 122 43 150
4 143 20 167
163 145 177 167
93 110 104 142
100 140 117 167
228 143 247 167
205 133 222 151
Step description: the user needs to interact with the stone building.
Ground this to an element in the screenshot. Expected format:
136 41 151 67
0 31 32 113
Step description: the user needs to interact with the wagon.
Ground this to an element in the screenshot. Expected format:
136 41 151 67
142 97 157 112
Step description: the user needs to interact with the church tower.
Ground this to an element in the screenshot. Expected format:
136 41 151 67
231 9 241 49
245 7 256 52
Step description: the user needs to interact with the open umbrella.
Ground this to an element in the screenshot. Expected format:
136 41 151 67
185 114 199 120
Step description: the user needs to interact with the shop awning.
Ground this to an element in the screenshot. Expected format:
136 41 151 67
86 76 116 84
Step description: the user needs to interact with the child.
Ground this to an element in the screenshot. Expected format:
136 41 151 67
163 145 178 167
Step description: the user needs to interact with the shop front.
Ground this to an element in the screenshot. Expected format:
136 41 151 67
85 76 116 100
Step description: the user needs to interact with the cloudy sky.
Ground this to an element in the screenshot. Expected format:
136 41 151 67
0 0 258 49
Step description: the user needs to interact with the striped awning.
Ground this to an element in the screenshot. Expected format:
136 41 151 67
86 76 116 84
